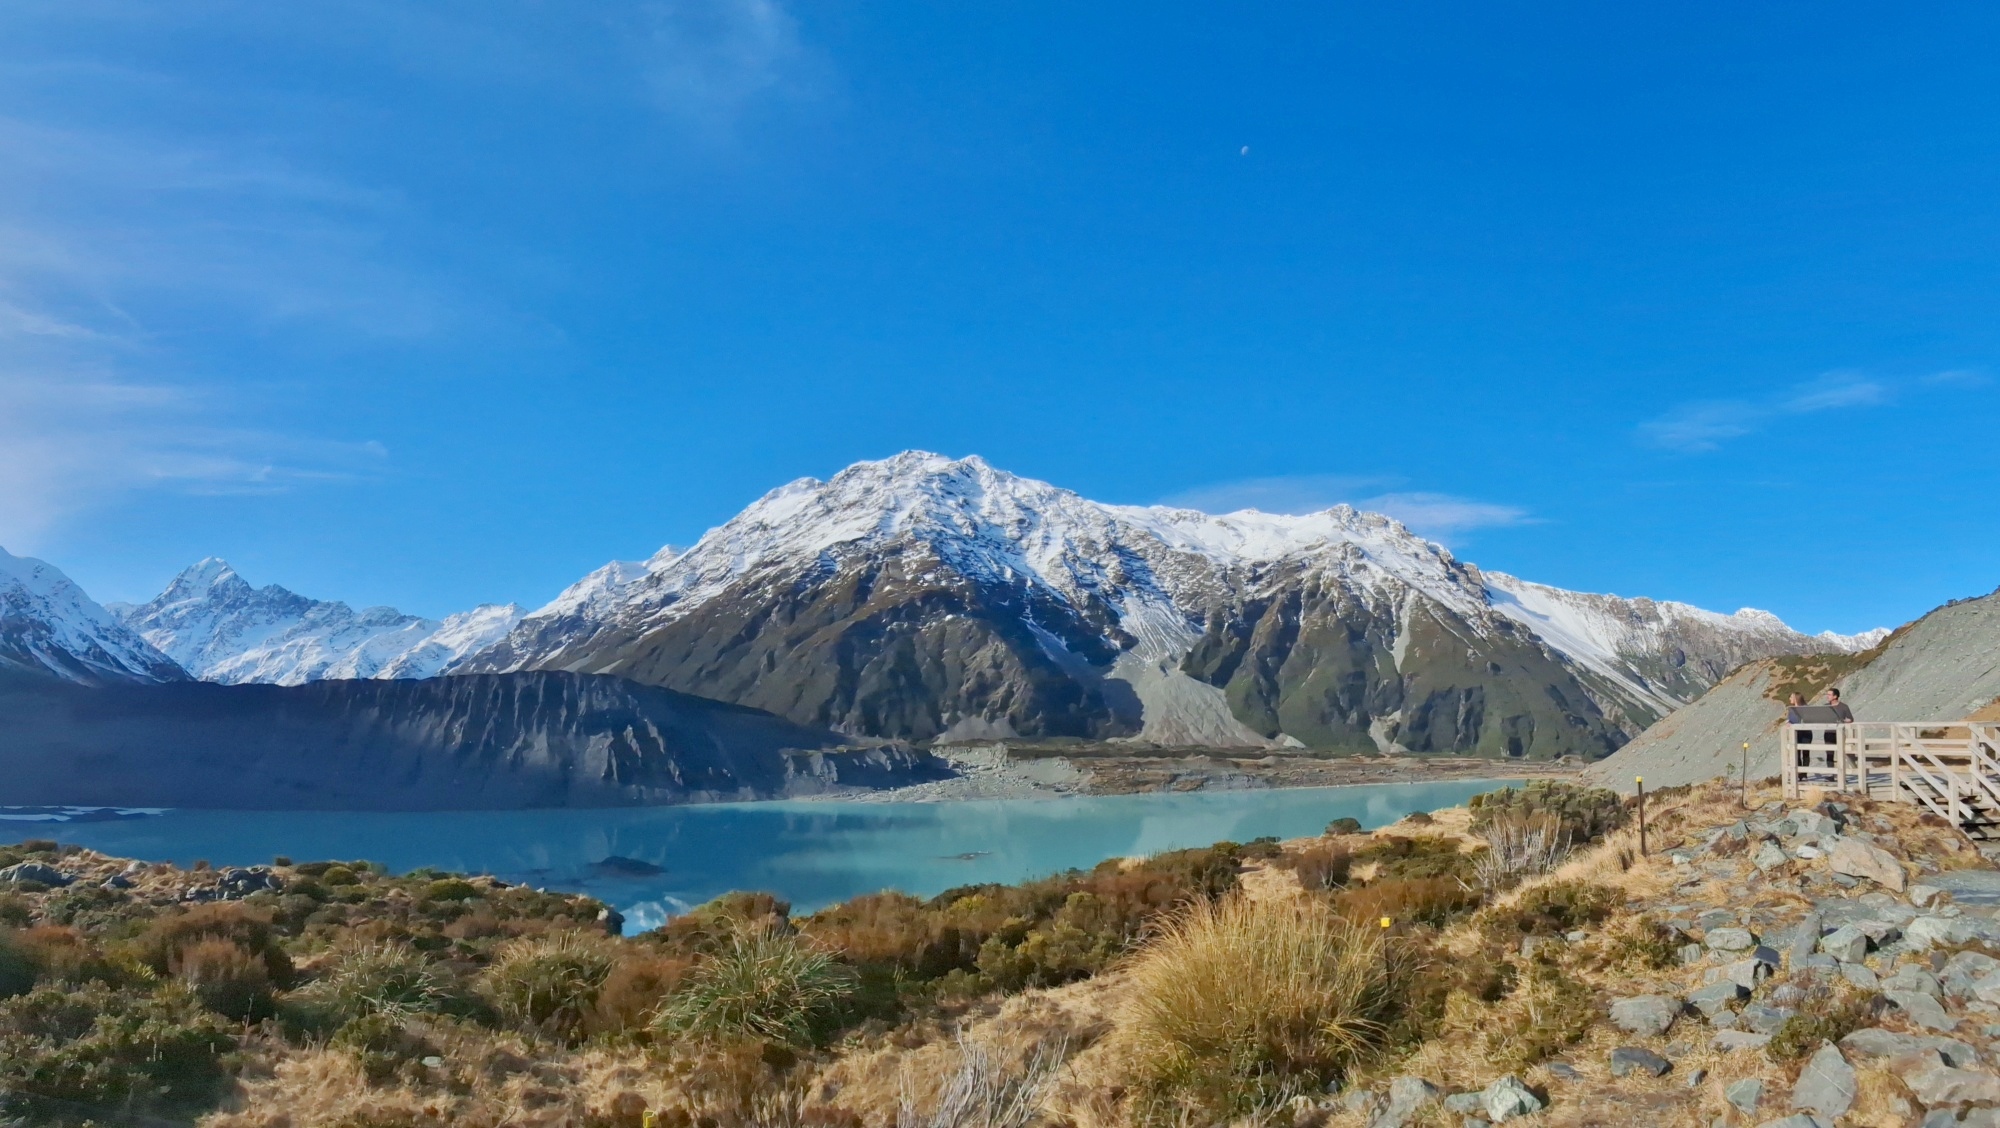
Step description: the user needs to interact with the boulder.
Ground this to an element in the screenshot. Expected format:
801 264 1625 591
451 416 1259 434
1941 950 2000 997
1715 1030 1774 1052
1902 1055 2000 1108
1840 962 1880 989
0 861 71 886
1442 1092 1486 1115
1725 1078 1765 1114
1710 952 1780 990
1754 841 1791 870
1827 837 1907 891
1785 912 1824 966
1789 1042 1857 1120
1608 1047 1671 1078
1688 980 1748 1016
1740 1004 1797 1035
1707 927 1757 952
1883 966 1943 997
1887 990 1958 1033
1910 883 1947 908
1481 1076 1542 1123
1367 1075 1439 1128
1839 1027 1979 1068
1609 995 1682 1037
1818 925 1869 963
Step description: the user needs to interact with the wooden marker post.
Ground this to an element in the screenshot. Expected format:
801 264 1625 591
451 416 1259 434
1636 776 1647 856
1741 742 1750 808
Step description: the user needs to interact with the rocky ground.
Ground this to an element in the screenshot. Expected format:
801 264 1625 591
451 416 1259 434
1312 788 2000 1128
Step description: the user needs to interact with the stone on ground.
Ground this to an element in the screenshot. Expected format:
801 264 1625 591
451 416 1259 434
1367 1075 1439 1128
1481 1076 1543 1123
1706 926 1756 951
1839 1027 1979 1068
1826 836 1907 891
1687 980 1747 1016
1887 989 1958 1033
1609 995 1681 1036
1790 1041 1857 1120
1608 1047 1671 1078
1817 924 1868 963
1724 1077 1764 1114
1902 1055 2000 1108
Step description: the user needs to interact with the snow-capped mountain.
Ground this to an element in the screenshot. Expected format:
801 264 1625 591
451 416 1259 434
0 546 185 685
458 452 1862 757
119 559 522 686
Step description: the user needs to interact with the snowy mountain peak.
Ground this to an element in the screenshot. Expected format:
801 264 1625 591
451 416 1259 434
0 545 185 684
120 563 522 686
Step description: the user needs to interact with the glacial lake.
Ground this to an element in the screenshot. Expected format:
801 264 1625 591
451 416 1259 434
8 780 1515 931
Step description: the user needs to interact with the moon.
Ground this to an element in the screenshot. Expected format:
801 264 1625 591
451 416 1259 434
1240 146 1250 156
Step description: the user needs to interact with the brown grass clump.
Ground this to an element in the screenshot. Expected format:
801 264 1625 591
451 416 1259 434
588 952 692 1036
1278 842 1352 892
1111 895 1414 1124
173 936 276 1020
1333 876 1481 929
480 931 616 1044
137 901 294 987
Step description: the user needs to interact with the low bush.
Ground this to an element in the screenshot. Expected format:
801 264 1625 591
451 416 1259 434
331 1012 436 1084
656 927 854 1048
0 983 235 1120
590 952 692 1035
172 937 274 1021
1278 843 1352 892
482 932 615 1044
1768 983 1878 1061
1325 817 1363 836
136 902 293 987
1480 880 1620 938
1469 780 1626 844
0 930 35 998
298 940 451 1026
1114 896 1413 1124
1349 835 1479 884
1335 875 1483 929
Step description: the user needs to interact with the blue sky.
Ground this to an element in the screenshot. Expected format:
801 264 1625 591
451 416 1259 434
2 2 1996 634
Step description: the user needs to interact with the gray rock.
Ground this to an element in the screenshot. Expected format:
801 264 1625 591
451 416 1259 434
1789 1041 1856 1120
1754 841 1791 870
1903 1055 2000 1108
1840 1027 1979 1068
0 861 71 886
1684 1067 1707 1088
1840 961 1879 989
1971 970 2000 1006
1442 1093 1486 1115
1964 1110 2000 1128
1688 980 1748 1016
1910 883 1947 908
1827 836 1907 891
1463 1121 1491 1128
1698 907 1740 930
1711 954 1778 990
1707 926 1757 952
1884 965 1944 996
1888 989 1958 1032
1338 1090 1379 1117
1725 1077 1765 1114
1678 942 1705 965
1755 1117 1833 1128
1792 952 1838 971
1714 1029 1774 1051
1785 912 1824 965
1368 1075 1440 1128
1929 869 2000 907
1481 1076 1542 1123
1609 995 1682 1037
1819 924 1869 963
1543 1062 1580 1081
1792 810 1837 837
1608 1047 1671 1078
1942 950 2000 997
1740 1003 1797 1035
1922 1111 1963 1128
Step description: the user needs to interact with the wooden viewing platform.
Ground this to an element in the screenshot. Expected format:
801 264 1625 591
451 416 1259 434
1784 721 2000 840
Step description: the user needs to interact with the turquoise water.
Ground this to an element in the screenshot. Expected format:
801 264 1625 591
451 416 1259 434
12 780 1514 930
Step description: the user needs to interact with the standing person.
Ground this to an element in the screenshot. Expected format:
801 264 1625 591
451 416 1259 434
1826 687 1855 723
1787 692 1806 724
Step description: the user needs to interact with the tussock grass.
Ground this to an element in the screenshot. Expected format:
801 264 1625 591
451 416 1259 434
299 940 451 1025
481 931 615 1044
1112 895 1414 1124
655 926 854 1048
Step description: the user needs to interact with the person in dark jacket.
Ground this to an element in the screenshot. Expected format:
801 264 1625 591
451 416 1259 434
1825 687 1855 723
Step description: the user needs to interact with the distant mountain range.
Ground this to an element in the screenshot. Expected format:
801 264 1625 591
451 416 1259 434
4 452 1887 761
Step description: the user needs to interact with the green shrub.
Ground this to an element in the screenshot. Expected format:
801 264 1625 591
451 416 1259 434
482 932 615 1043
1325 817 1364 836
1334 875 1483 929
321 865 361 887
422 879 480 903
0 930 35 998
656 928 853 1048
0 983 235 1117
1482 960 1597 1070
171 938 273 1021
1349 836 1479 884
1470 781 1626 845
1480 880 1621 938
331 1013 436 1084
300 941 451 1025
1768 984 1878 1061
1279 843 1352 892
136 902 293 987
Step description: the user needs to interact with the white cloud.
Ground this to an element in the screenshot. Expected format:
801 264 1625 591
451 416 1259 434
1638 370 1951 454
1160 476 1531 542
631 0 812 128
0 372 387 551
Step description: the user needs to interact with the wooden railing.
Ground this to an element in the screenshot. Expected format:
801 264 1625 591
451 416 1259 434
1785 722 2000 835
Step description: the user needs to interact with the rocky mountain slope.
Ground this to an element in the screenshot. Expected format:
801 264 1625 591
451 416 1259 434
0 546 185 685
457 452 1868 759
0 668 941 809
1587 585 2000 791
116 558 522 685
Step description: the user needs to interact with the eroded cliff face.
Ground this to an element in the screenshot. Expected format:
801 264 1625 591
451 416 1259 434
0 670 944 810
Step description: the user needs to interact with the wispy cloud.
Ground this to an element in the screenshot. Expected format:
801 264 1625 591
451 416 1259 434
630 0 815 129
0 372 387 550
1159 475 1532 542
1639 370 1949 453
